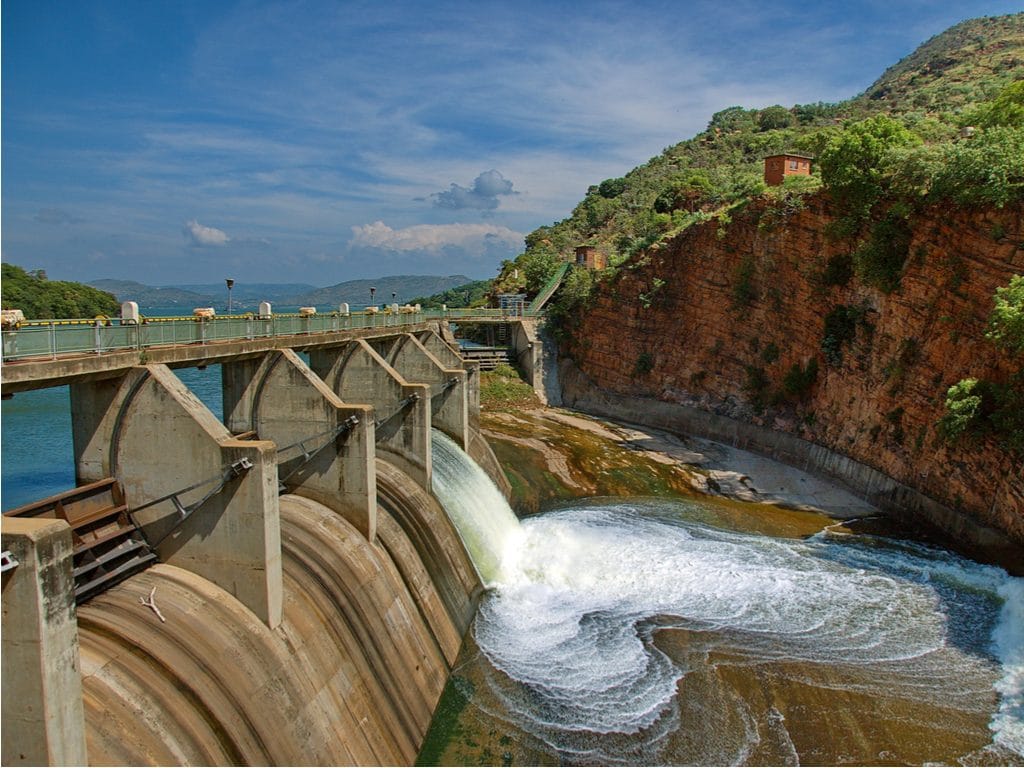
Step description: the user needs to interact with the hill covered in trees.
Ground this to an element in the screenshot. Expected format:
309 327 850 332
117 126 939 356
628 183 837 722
2 263 119 320
492 13 1023 309
498 13 1023 553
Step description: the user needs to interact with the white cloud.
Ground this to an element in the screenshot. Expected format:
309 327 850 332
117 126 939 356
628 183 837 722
183 219 230 247
350 221 523 255
432 170 517 211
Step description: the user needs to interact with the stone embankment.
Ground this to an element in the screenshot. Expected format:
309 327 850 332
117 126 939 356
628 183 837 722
562 193 1023 566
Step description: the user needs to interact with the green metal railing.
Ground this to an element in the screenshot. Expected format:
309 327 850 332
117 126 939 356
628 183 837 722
1 307 538 362
527 263 570 314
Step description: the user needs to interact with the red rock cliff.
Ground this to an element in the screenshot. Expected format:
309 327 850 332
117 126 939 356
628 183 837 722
565 193 1024 545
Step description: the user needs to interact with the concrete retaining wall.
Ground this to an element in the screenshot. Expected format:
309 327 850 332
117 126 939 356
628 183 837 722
563 362 1023 574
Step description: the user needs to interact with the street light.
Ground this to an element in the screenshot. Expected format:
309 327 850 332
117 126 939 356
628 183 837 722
226 278 235 313
369 286 376 306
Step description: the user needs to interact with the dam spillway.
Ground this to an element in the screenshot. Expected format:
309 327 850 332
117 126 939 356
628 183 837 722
1 325 501 766
76 485 473 765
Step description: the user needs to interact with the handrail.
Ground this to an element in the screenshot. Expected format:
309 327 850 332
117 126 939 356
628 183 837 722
527 262 570 314
0 307 540 363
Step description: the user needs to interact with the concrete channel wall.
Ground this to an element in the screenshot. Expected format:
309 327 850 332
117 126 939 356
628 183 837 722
2 328 500 766
561 362 1023 574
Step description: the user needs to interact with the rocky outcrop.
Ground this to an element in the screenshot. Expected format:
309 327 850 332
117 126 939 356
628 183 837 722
564 193 1023 553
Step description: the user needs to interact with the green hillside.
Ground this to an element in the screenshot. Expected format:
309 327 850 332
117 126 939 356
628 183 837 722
2 263 120 320
492 13 1024 312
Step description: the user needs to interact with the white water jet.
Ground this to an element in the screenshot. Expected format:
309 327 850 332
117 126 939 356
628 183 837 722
430 429 524 584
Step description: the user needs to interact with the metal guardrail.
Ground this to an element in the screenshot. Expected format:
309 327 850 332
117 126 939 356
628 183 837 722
1 308 537 362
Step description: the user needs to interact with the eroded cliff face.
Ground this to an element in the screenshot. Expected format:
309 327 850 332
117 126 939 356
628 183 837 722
565 193 1024 545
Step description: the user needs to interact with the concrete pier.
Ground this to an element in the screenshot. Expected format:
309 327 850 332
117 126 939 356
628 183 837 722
71 365 283 628
1 322 513 766
310 340 432 491
388 334 469 449
224 349 378 541
1 517 88 766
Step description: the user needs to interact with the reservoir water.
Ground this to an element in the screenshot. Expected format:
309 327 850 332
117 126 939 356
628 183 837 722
429 430 1024 766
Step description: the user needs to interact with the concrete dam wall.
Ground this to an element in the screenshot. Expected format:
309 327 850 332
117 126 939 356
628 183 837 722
2 327 502 766
78 473 480 765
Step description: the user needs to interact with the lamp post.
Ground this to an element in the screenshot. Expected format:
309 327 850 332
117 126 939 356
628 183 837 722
369 286 376 306
226 278 235 314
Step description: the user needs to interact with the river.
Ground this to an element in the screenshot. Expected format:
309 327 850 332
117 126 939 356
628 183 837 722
425 427 1024 766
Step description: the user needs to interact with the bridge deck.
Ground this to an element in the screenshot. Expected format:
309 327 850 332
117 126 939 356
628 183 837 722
1 311 537 393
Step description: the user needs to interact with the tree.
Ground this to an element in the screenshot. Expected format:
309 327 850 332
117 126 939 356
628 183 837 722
597 177 627 199
929 126 1024 207
706 106 757 134
1 263 119 319
757 105 793 131
970 80 1024 129
817 115 919 220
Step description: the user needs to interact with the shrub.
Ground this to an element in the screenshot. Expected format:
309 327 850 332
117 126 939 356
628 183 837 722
822 305 863 365
743 365 770 408
853 211 913 292
938 375 1024 453
782 357 819 399
821 252 854 287
634 352 654 376
986 275 1024 354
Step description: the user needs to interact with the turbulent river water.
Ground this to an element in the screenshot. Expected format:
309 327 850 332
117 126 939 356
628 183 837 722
429 430 1024 766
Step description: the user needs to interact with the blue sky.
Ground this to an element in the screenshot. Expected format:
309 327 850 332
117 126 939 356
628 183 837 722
3 1 1021 287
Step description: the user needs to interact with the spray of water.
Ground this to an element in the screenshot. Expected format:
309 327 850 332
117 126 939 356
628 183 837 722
430 431 1024 763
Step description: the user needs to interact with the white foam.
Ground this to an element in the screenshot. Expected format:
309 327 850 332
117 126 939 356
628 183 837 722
428 439 1023 762
992 577 1024 755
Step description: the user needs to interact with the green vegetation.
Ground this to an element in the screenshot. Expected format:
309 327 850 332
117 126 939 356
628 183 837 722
742 365 770 409
407 279 492 309
781 357 820 400
821 304 865 366
939 276 1024 453
852 210 913 292
479 364 540 410
634 352 654 376
820 252 854 287
1 263 119 320
489 15 1023 322
816 114 920 224
986 274 1024 353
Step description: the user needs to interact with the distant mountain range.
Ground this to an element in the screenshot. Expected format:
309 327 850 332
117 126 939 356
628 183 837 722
89 275 473 312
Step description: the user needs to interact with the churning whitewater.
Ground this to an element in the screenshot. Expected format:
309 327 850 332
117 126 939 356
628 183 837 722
430 430 1024 764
